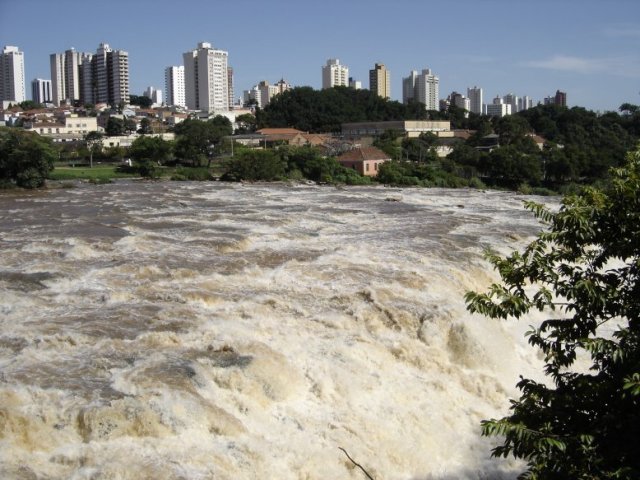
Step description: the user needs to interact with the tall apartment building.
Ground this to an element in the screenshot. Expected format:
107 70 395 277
164 65 185 107
349 77 362 90
403 68 439 111
555 90 567 107
183 42 230 113
227 67 234 110
369 63 390 99
31 78 52 104
144 86 163 106
52 43 128 106
486 95 512 117
449 91 470 112
322 59 348 89
0 46 26 103
503 93 519 114
50 48 92 105
243 79 291 108
402 70 418 104
93 43 129 106
467 86 483 115
518 96 533 112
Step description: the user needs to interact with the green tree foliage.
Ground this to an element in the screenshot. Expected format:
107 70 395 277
221 149 286 181
482 145 543 188
465 147 640 479
279 145 370 184
18 100 44 110
129 94 153 108
173 116 233 167
105 117 125 136
84 131 103 168
138 117 153 134
129 136 172 164
257 86 429 132
518 105 636 181
235 113 257 133
0 127 56 188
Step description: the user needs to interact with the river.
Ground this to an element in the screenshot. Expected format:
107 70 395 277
0 181 552 479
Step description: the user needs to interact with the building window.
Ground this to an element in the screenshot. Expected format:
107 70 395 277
366 163 370 172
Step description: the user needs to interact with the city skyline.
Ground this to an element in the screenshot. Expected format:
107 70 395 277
1 0 639 112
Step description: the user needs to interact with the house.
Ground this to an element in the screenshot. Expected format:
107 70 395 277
337 147 390 177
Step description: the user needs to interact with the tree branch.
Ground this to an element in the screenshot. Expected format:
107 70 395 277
338 447 375 480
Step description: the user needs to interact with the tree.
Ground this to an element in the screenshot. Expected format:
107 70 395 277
173 117 232 167
129 136 172 164
221 149 286 181
105 117 125 136
84 131 103 168
235 113 257 134
0 127 56 188
18 100 44 110
138 117 153 134
129 94 153 108
465 147 640 479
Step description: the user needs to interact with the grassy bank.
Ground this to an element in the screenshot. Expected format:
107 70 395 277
49 165 140 181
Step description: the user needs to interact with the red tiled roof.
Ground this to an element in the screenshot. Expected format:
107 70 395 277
257 128 305 135
337 147 391 162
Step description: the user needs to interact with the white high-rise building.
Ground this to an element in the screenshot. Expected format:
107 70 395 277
50 48 91 105
467 86 483 115
144 86 163 106
349 77 362 90
402 70 418 104
243 79 289 109
183 42 229 113
518 95 533 112
449 91 470 112
243 84 262 107
0 46 26 103
416 68 439 111
31 78 52 104
486 95 512 117
503 93 519 114
322 59 348 89
164 66 185 107
403 69 439 110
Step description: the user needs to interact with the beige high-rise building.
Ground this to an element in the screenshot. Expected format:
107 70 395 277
183 42 229 113
369 63 391 99
322 59 348 89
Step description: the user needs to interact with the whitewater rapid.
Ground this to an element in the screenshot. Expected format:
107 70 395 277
0 182 553 479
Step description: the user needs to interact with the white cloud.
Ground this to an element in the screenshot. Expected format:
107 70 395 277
522 55 640 78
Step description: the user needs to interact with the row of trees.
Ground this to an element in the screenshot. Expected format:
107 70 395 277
256 86 435 132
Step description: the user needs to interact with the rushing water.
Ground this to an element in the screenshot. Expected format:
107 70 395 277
0 181 553 479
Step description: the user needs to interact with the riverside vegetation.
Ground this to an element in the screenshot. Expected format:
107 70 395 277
1 90 639 193
466 147 640 479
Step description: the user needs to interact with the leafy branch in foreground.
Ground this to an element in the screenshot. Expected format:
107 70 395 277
465 146 640 479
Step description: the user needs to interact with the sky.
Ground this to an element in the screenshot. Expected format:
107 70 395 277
1 0 639 112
